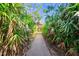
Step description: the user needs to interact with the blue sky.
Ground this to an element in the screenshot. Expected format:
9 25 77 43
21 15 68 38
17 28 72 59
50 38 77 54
24 3 67 24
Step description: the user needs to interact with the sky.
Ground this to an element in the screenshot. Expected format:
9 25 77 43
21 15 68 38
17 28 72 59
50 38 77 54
24 3 68 24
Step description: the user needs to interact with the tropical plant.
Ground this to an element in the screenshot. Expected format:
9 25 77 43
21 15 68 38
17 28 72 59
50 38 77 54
42 3 79 55
0 3 35 56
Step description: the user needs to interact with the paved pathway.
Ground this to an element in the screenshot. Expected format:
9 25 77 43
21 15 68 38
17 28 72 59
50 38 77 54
26 33 51 56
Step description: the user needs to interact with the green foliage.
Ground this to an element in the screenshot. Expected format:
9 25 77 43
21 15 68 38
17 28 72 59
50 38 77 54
42 3 79 55
0 3 35 56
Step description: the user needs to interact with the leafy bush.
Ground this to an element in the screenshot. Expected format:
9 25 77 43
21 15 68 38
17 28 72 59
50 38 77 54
0 3 35 56
42 3 79 55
